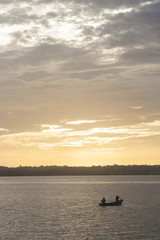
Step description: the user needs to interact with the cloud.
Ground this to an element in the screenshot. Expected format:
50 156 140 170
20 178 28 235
37 0 148 9
1 0 160 78
92 147 125 151
39 124 73 134
20 70 52 82
66 120 97 125
0 128 8 132
139 120 160 127
131 106 143 109
0 0 159 154
0 120 160 150
97 1 160 66
120 47 160 65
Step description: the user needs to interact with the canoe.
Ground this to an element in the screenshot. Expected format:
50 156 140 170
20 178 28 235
99 199 123 206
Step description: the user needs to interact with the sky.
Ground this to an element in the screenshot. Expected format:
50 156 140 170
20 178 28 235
0 0 160 167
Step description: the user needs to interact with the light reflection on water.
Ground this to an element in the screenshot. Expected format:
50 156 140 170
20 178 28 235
0 175 160 240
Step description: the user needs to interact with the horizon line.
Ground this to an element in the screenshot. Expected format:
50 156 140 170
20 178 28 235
1 164 160 168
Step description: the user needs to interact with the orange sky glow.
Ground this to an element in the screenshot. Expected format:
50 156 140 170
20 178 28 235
0 0 160 166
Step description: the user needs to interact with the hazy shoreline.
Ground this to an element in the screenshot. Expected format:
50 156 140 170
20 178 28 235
0 165 159 176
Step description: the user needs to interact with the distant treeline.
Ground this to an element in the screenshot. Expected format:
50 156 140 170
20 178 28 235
0 165 160 176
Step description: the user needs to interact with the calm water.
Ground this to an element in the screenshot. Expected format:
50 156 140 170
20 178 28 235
0 175 160 240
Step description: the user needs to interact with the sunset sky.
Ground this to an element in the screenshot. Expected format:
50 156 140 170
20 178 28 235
0 0 160 167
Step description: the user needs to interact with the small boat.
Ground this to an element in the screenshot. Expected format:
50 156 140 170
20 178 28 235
99 199 123 206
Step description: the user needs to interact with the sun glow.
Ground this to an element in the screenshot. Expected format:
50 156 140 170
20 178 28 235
0 28 12 46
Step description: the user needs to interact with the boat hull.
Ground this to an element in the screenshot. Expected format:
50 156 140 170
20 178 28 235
99 199 123 206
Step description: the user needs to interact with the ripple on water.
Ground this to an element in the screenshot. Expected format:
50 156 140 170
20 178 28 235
0 175 160 240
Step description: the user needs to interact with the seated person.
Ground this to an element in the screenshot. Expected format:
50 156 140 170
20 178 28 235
101 197 106 204
116 195 120 202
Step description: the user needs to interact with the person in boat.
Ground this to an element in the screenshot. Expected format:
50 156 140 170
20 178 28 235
101 197 106 204
116 195 121 202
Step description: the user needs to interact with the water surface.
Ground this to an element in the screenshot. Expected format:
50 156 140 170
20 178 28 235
0 175 160 239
